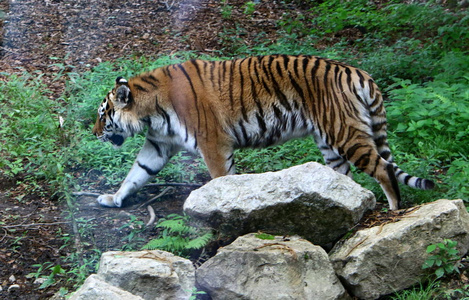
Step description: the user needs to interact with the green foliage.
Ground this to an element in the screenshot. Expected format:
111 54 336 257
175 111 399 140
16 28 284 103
0 72 66 181
189 287 207 300
237 138 323 174
119 215 146 251
308 0 382 35
422 239 462 279
385 52 469 201
309 0 469 51
443 284 469 299
390 279 440 300
142 214 213 257
243 1 256 16
59 215 102 287
255 232 275 240
220 0 233 19
27 262 66 289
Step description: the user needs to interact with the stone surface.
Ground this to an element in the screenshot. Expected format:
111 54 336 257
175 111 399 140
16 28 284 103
329 199 469 300
98 250 195 300
184 162 375 246
196 233 350 300
69 275 143 300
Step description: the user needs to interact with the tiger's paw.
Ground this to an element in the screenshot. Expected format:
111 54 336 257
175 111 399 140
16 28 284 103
97 194 118 207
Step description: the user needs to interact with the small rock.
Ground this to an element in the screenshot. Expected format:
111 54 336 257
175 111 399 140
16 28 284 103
34 277 47 285
8 284 20 292
8 275 15 283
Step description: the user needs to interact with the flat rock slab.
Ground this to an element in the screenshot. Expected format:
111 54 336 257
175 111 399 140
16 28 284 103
184 162 375 246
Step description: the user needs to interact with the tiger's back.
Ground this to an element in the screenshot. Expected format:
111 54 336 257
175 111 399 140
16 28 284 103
93 55 434 209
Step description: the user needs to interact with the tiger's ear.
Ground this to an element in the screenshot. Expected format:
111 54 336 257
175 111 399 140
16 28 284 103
114 77 132 108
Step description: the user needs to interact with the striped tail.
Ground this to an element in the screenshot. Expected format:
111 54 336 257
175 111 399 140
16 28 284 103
393 164 435 190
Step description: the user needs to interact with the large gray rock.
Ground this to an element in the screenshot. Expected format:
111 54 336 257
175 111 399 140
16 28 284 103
329 199 469 300
69 274 144 300
97 250 195 300
184 162 375 246
196 233 350 300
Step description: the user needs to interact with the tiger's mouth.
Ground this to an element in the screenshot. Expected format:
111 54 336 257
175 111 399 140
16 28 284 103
96 133 125 147
109 134 124 147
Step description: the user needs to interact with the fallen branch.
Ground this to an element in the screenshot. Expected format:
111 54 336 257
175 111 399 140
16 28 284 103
146 205 157 227
72 191 100 197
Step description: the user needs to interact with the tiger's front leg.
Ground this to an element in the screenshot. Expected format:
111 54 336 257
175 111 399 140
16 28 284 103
97 136 177 207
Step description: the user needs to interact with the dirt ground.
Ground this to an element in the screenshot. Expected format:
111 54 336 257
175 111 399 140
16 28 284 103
1 0 468 299
0 1 310 299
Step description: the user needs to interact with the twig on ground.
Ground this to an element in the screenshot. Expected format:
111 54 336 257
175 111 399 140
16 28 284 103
138 186 174 209
0 228 7 243
1 221 68 229
72 191 100 197
146 205 157 227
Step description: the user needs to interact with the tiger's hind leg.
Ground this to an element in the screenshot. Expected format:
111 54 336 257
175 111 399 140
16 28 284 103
314 136 353 178
344 139 401 210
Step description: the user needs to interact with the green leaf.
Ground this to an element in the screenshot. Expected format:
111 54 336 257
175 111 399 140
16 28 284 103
426 244 437 253
422 259 435 269
435 267 445 278
447 240 458 248
444 264 455 274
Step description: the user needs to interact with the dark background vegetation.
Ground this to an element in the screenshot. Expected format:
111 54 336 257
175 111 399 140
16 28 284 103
0 0 468 299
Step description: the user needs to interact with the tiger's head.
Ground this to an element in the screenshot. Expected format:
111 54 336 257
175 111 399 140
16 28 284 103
92 77 135 147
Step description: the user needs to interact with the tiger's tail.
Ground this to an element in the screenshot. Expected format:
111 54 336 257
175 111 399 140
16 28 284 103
367 80 435 191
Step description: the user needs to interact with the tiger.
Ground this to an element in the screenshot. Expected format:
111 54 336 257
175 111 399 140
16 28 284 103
92 55 434 210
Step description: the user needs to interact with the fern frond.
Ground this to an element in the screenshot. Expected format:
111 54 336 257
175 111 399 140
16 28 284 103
157 219 192 234
142 237 170 250
185 233 213 250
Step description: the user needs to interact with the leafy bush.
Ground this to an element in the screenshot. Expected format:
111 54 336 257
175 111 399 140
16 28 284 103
0 72 66 182
385 52 469 201
423 239 462 279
